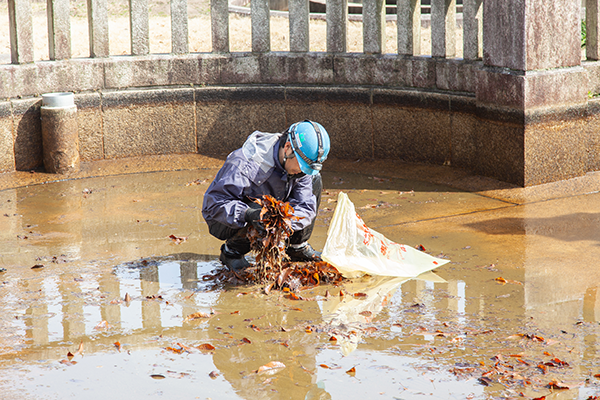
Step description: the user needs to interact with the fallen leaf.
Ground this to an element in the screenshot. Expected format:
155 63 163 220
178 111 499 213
495 277 507 284
150 374 165 380
359 311 372 317
250 324 261 331
186 179 209 186
305 326 313 333
59 359 77 366
257 361 286 374
547 380 570 390
329 336 337 342
76 341 84 355
197 343 215 352
124 293 131 302
66 351 74 360
168 234 188 244
264 282 274 295
319 364 331 369
416 244 426 252
114 341 122 352
31 264 44 269
346 367 356 375
209 370 219 379
353 292 368 299
183 312 211 322
94 320 109 330
231 310 240 315
241 338 252 344
165 346 185 354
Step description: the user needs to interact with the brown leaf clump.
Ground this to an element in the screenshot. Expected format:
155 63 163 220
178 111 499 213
205 195 344 289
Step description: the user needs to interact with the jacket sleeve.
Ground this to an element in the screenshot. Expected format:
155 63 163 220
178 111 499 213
201 156 251 229
287 175 317 231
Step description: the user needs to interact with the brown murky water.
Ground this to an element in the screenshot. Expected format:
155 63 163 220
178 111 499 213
1 169 600 399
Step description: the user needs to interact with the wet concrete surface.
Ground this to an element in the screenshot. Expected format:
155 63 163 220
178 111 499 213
1 155 600 399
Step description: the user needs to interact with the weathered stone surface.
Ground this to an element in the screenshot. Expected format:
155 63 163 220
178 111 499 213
334 54 411 86
431 0 456 58
75 92 103 162
470 117 525 185
285 87 372 160
288 0 309 52
219 53 261 84
477 66 588 111
363 0 386 54
196 87 286 155
259 52 334 84
524 118 589 186
411 57 437 88
87 0 109 57
12 98 43 171
436 59 479 93
327 0 347 53
211 0 229 53
36 59 105 94
41 105 79 174
587 99 600 171
0 102 15 173
484 0 579 71
103 88 196 158
8 0 34 64
397 0 421 56
583 61 600 96
171 0 188 54
286 103 373 160
372 97 451 164
104 55 221 88
130 0 149 56
47 0 71 60
251 0 270 53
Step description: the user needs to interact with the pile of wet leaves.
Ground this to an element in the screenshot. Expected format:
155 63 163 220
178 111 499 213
206 195 344 290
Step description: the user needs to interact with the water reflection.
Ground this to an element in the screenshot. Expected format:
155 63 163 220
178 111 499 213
1 170 600 399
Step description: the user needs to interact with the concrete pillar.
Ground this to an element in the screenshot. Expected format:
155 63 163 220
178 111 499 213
397 0 421 56
587 0 600 60
41 93 79 174
47 0 72 60
171 0 189 54
129 0 149 55
8 0 34 64
252 0 270 53
289 0 309 52
87 0 109 57
211 0 229 53
431 0 456 58
327 0 347 53
363 0 386 54
475 0 588 186
462 0 482 60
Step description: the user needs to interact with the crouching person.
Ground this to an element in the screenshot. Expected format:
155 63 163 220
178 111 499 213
202 121 331 271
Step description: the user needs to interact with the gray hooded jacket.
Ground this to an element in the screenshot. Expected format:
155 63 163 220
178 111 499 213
201 131 317 231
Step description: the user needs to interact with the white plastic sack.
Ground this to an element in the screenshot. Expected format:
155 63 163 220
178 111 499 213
322 192 450 278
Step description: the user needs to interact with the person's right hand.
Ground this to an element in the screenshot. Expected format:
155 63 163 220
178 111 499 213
244 208 266 235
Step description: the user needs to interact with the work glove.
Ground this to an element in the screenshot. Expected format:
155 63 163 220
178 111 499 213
244 207 266 235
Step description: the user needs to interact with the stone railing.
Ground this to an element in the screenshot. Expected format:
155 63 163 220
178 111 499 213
1 0 600 186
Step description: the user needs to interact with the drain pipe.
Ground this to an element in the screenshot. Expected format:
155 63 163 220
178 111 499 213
41 92 79 174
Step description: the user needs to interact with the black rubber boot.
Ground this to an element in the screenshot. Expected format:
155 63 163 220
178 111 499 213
286 243 322 262
219 244 251 271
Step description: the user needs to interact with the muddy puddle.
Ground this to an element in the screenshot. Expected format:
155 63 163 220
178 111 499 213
1 169 600 399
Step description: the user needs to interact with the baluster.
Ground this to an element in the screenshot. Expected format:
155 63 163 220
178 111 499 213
171 0 189 54
431 0 456 58
397 0 421 55
130 0 149 55
252 0 270 52
8 0 34 64
289 0 309 52
587 0 600 60
463 0 482 60
327 0 347 53
363 0 386 54
48 0 71 60
87 0 109 57
211 0 229 52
